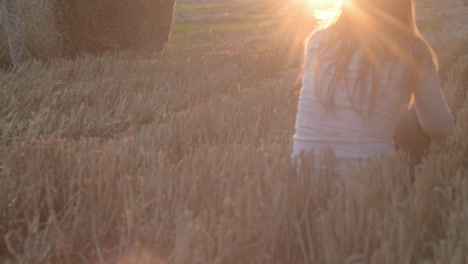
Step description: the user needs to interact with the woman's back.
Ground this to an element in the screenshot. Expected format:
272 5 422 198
292 35 407 170
291 31 453 174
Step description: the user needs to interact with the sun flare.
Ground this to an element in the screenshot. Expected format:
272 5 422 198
306 0 343 20
306 0 343 7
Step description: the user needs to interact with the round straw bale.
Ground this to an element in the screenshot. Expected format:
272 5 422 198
55 0 175 56
0 0 62 66
0 0 174 65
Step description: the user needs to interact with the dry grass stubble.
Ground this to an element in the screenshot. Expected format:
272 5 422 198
1 4 468 264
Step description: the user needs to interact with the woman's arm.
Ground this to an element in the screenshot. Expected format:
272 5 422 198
414 62 454 141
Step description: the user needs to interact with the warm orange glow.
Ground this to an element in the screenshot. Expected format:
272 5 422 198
306 0 343 21
307 0 342 7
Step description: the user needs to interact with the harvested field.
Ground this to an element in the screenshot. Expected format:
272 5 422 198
0 1 467 263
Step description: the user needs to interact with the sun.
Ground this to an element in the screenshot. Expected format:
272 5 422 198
305 0 343 20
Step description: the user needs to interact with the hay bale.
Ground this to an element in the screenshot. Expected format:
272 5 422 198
0 0 62 66
0 0 175 65
55 0 175 56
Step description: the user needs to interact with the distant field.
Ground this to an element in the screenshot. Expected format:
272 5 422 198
175 3 265 14
172 2 279 36
0 1 467 263
171 19 274 36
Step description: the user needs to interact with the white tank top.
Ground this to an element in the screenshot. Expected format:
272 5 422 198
291 33 453 175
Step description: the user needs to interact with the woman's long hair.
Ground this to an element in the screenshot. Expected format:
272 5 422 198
310 0 438 117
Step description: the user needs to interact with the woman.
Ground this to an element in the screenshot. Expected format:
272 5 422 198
291 0 454 175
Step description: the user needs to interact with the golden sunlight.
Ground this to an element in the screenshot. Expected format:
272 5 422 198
307 0 343 7
306 0 343 20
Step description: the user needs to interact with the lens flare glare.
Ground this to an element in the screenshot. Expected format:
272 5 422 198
306 0 343 20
